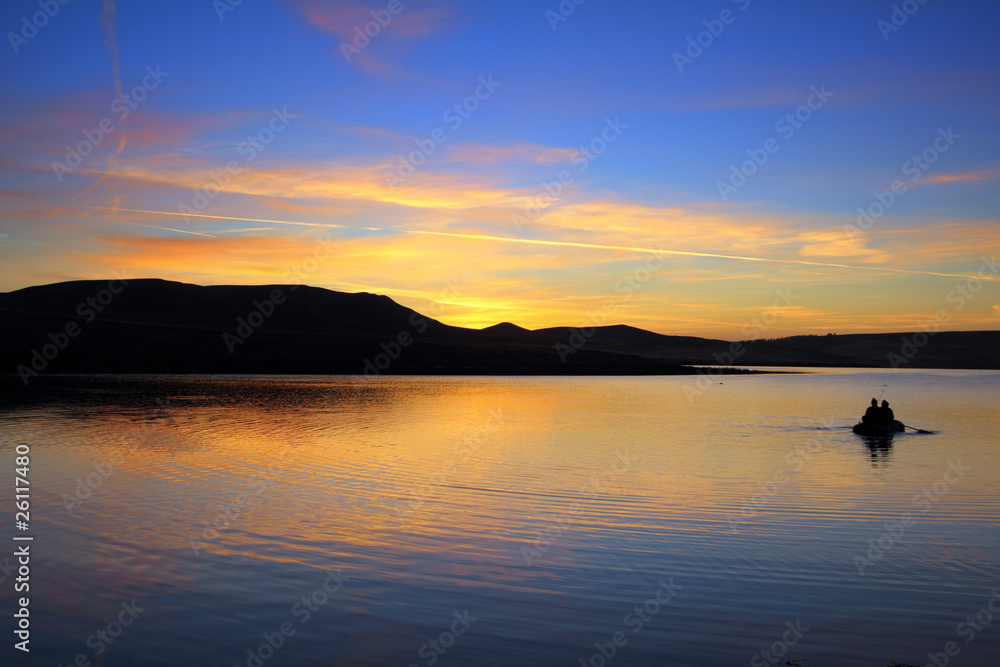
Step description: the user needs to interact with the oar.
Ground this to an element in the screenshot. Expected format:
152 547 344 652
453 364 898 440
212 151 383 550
902 423 934 434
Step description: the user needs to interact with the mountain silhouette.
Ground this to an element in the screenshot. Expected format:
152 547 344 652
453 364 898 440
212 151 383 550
1 279 997 377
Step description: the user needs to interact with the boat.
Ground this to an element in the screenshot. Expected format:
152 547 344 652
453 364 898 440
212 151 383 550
852 420 905 435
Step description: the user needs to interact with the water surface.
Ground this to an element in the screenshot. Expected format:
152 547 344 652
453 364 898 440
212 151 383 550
2 370 999 666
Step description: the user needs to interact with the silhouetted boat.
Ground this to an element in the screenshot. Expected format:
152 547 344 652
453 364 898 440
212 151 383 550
852 420 905 435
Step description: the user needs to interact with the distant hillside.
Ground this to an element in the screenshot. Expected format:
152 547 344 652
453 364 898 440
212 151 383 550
0 279 697 377
1 279 997 379
736 332 1000 369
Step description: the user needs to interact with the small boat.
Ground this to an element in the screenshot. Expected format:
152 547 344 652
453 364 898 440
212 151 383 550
852 420 905 435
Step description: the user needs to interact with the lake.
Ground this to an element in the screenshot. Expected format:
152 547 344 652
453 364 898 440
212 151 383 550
2 370 999 666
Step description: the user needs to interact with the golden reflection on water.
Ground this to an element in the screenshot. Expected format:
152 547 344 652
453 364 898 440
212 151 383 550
6 372 1000 665
34 375 999 555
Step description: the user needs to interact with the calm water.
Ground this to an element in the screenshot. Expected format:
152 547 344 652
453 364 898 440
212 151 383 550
2 371 999 666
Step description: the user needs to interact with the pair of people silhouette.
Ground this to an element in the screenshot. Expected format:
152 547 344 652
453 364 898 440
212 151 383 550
862 398 895 425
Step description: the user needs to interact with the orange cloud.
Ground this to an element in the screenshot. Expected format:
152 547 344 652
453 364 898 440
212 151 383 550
796 230 890 263
93 233 333 282
289 0 451 75
914 166 1000 187
871 220 1000 264
54 145 995 284
104 154 532 211
14 204 997 339
120 113 220 150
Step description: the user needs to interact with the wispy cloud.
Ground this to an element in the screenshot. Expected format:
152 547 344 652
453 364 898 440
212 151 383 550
100 154 532 210
913 166 1000 187
796 230 890 263
44 139 995 281
293 0 449 37
289 0 451 75
81 205 991 284
98 0 125 214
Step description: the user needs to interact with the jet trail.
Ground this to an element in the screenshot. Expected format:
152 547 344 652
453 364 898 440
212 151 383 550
99 0 125 214
83 206 993 281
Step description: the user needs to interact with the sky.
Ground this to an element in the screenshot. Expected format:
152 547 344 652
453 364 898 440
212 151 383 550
0 0 998 339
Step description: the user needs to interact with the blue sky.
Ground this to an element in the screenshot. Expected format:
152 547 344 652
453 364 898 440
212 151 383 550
1 0 998 337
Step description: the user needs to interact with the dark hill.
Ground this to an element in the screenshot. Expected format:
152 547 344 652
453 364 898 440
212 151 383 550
1 279 997 378
0 279 692 377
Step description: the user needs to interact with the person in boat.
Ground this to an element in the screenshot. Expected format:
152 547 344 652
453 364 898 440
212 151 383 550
880 400 895 422
862 398 884 424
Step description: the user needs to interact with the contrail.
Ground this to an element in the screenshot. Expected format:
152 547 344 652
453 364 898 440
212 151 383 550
111 220 219 238
408 230 984 280
91 207 378 230
100 0 121 100
84 206 993 281
47 2 126 220
99 0 125 214
45 173 113 219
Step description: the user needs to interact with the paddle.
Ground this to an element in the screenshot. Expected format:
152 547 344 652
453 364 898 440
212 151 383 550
902 423 934 434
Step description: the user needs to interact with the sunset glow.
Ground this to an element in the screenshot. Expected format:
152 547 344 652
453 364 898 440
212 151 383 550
1 0 998 338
